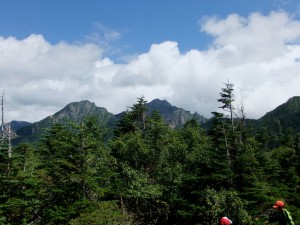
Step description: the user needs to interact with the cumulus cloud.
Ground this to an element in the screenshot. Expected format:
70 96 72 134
1 11 300 122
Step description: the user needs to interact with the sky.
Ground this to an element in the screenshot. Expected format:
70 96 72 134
1 0 300 122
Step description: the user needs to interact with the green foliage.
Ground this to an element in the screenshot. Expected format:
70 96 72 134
234 137 262 189
198 188 252 225
218 82 235 109
110 126 169 224
257 96 300 133
114 96 147 137
35 117 116 224
0 142 40 224
2 94 300 224
69 201 134 225
208 112 234 188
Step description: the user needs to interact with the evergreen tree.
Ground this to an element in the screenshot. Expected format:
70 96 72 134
208 112 233 186
164 118 215 224
234 137 268 208
209 81 237 188
144 111 169 175
110 99 169 224
114 96 147 137
36 117 117 224
0 142 40 224
218 81 235 131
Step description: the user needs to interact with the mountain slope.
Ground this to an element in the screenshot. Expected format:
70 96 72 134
147 99 207 128
256 96 300 133
13 96 300 145
14 100 116 144
13 99 208 144
9 120 32 131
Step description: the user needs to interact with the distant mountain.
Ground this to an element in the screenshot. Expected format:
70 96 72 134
255 96 300 133
147 99 207 128
9 120 32 131
13 100 116 144
13 99 207 144
12 96 300 145
51 100 116 124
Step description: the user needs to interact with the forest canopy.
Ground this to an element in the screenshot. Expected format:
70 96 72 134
0 83 299 225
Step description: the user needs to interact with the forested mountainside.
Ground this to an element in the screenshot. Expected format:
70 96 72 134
1 90 300 224
256 96 300 133
12 98 208 144
12 96 300 145
13 100 116 144
9 120 32 131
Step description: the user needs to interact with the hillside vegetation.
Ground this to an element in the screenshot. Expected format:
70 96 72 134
1 83 299 224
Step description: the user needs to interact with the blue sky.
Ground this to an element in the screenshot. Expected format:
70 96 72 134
1 0 300 122
1 1 298 57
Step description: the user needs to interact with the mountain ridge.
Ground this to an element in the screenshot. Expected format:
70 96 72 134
11 96 300 144
255 96 300 133
12 98 207 144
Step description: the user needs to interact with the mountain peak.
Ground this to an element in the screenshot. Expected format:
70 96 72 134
256 96 300 133
285 96 300 112
147 99 178 114
149 98 173 106
260 96 300 120
64 100 96 110
146 98 207 127
52 100 113 122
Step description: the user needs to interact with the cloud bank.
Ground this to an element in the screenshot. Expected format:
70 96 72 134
1 11 300 122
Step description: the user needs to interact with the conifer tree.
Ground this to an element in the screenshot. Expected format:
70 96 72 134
209 81 237 187
110 98 169 224
114 96 147 137
0 142 40 224
218 81 235 132
36 117 116 224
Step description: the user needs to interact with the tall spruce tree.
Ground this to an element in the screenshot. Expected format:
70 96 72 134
209 81 237 188
36 117 117 224
165 118 215 224
110 98 169 224
218 81 235 132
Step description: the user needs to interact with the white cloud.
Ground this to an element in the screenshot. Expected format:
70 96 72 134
1 11 300 122
201 11 300 63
